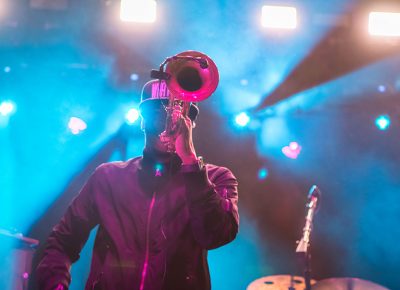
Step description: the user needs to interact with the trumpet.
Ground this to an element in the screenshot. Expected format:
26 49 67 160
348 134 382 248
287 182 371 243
151 51 219 149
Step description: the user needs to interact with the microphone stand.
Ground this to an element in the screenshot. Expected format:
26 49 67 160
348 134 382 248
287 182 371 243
296 185 321 290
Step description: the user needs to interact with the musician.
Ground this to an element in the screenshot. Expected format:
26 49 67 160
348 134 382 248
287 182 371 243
36 79 239 290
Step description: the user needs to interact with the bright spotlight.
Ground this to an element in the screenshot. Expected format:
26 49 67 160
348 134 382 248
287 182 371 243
125 108 140 125
68 117 87 135
0 100 16 116
261 5 297 29
282 141 302 159
369 12 400 36
375 115 391 130
120 0 157 23
235 112 250 127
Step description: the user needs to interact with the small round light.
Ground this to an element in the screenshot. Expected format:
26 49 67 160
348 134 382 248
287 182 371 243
289 141 299 150
68 117 87 135
375 115 390 130
235 112 250 127
282 141 302 159
258 168 269 180
125 108 140 125
378 85 386 93
130 73 139 81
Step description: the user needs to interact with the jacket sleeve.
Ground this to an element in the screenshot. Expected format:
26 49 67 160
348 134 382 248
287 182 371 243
36 167 103 290
183 165 239 250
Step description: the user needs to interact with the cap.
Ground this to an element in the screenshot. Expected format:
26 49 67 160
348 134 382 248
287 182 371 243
139 79 199 122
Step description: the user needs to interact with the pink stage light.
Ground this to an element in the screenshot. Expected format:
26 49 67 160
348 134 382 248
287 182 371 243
68 117 87 135
282 141 302 159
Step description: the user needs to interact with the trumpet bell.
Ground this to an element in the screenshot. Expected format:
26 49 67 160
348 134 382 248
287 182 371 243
165 50 219 102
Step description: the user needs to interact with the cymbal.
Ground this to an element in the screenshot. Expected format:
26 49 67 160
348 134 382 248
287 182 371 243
312 277 389 290
247 275 317 290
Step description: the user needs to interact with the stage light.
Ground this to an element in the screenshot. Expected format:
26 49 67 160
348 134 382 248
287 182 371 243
282 141 302 159
258 168 269 180
369 12 400 36
261 5 297 29
4 66 11 73
125 108 140 125
235 112 250 127
0 101 16 116
120 0 157 23
378 85 386 93
68 117 87 135
289 141 300 151
375 115 391 130
130 73 139 81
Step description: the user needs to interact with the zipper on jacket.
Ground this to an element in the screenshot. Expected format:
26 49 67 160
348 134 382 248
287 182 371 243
139 191 157 290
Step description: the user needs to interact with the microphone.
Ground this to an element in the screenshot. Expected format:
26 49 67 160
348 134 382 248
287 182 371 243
296 185 321 254
296 185 322 290
307 185 321 211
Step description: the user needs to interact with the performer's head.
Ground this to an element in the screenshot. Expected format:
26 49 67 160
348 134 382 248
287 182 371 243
139 79 199 150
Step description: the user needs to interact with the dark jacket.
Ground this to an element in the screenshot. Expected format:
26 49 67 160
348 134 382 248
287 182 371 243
36 151 239 290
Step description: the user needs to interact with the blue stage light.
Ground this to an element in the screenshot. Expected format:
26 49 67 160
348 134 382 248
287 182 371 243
125 108 140 125
375 115 391 130
258 168 269 180
378 85 386 93
130 73 139 81
235 112 250 127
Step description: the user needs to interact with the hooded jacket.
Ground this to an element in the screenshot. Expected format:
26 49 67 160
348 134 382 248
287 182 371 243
36 150 239 290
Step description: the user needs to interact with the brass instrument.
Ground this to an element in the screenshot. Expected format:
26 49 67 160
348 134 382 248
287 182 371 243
151 50 219 143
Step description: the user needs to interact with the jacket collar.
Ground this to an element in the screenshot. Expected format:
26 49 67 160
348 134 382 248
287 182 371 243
140 148 182 176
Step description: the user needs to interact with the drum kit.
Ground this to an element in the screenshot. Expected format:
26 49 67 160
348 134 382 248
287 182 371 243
246 275 390 290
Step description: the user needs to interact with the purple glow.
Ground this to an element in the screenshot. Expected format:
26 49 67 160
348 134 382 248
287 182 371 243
22 272 29 279
68 117 87 135
282 141 302 159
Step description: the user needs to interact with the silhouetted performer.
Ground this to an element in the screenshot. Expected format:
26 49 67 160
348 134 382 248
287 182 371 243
36 79 239 290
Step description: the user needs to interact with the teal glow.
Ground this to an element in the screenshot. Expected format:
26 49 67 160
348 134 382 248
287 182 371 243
375 115 391 130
